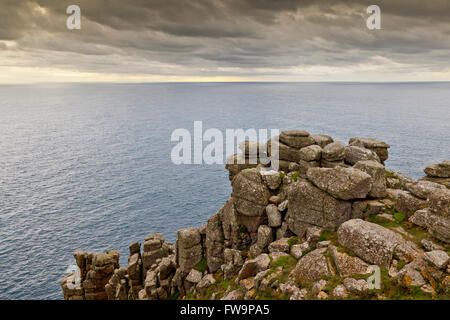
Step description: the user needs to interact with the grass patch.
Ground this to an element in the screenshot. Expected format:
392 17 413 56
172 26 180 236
393 212 406 223
319 229 338 245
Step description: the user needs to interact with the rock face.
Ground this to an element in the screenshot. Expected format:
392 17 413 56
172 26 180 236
337 219 411 267
287 180 352 237
306 167 372 200
61 250 120 300
176 228 203 275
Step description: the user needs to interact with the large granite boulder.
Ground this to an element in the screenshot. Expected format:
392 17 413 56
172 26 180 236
337 219 417 267
289 248 333 282
322 141 345 162
345 146 380 165
424 161 450 178
279 130 315 149
231 168 271 217
348 137 390 162
406 180 446 200
299 145 322 162
311 134 334 148
306 166 372 200
394 191 426 217
354 160 387 198
287 180 352 237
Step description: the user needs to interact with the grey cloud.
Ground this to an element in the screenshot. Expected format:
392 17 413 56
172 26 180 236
0 0 449 80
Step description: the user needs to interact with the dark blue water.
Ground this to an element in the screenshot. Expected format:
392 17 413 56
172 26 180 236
0 82 449 299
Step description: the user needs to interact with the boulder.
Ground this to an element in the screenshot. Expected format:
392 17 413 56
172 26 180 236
279 130 315 149
185 269 202 284
197 274 216 290
354 160 387 198
287 180 352 237
419 176 450 189
424 161 450 178
222 249 245 280
289 248 333 282
256 225 273 250
176 228 203 274
348 137 390 162
268 238 290 253
343 278 368 295
231 168 271 217
421 239 444 252
261 170 281 190
424 250 449 269
299 145 322 162
322 141 345 162
409 209 429 228
266 205 282 227
428 188 450 218
338 219 409 267
345 146 380 165
311 134 334 148
290 245 303 259
306 166 372 200
395 191 426 217
406 180 446 200
427 214 450 243
237 254 270 280
328 245 370 277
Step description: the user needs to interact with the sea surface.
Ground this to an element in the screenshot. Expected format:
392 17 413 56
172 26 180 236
0 82 449 299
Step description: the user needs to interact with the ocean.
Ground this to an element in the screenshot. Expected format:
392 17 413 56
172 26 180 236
0 82 449 299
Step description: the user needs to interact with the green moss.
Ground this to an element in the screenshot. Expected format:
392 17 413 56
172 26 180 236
287 237 298 249
291 170 301 181
385 170 399 179
194 257 208 273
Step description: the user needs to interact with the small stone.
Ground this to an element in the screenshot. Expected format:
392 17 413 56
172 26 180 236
421 239 444 251
409 209 429 228
343 278 368 295
290 245 303 259
317 291 328 300
332 285 349 300
186 269 202 284
424 250 449 269
266 205 282 227
311 279 327 296
278 200 289 212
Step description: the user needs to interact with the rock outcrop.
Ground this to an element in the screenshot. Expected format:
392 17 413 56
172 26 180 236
61 131 449 301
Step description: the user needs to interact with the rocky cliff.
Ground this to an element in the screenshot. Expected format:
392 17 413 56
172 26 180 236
61 131 450 300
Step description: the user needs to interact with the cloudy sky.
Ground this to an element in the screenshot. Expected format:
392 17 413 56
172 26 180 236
1 0 450 83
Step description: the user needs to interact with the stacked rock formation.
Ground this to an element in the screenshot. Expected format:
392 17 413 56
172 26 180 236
61 131 450 300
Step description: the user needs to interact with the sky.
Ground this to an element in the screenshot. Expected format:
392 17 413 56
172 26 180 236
1 0 450 83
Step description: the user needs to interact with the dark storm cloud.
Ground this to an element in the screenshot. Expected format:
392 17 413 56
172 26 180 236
1 0 450 80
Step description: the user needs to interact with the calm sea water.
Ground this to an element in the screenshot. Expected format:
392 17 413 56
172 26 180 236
0 82 449 299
